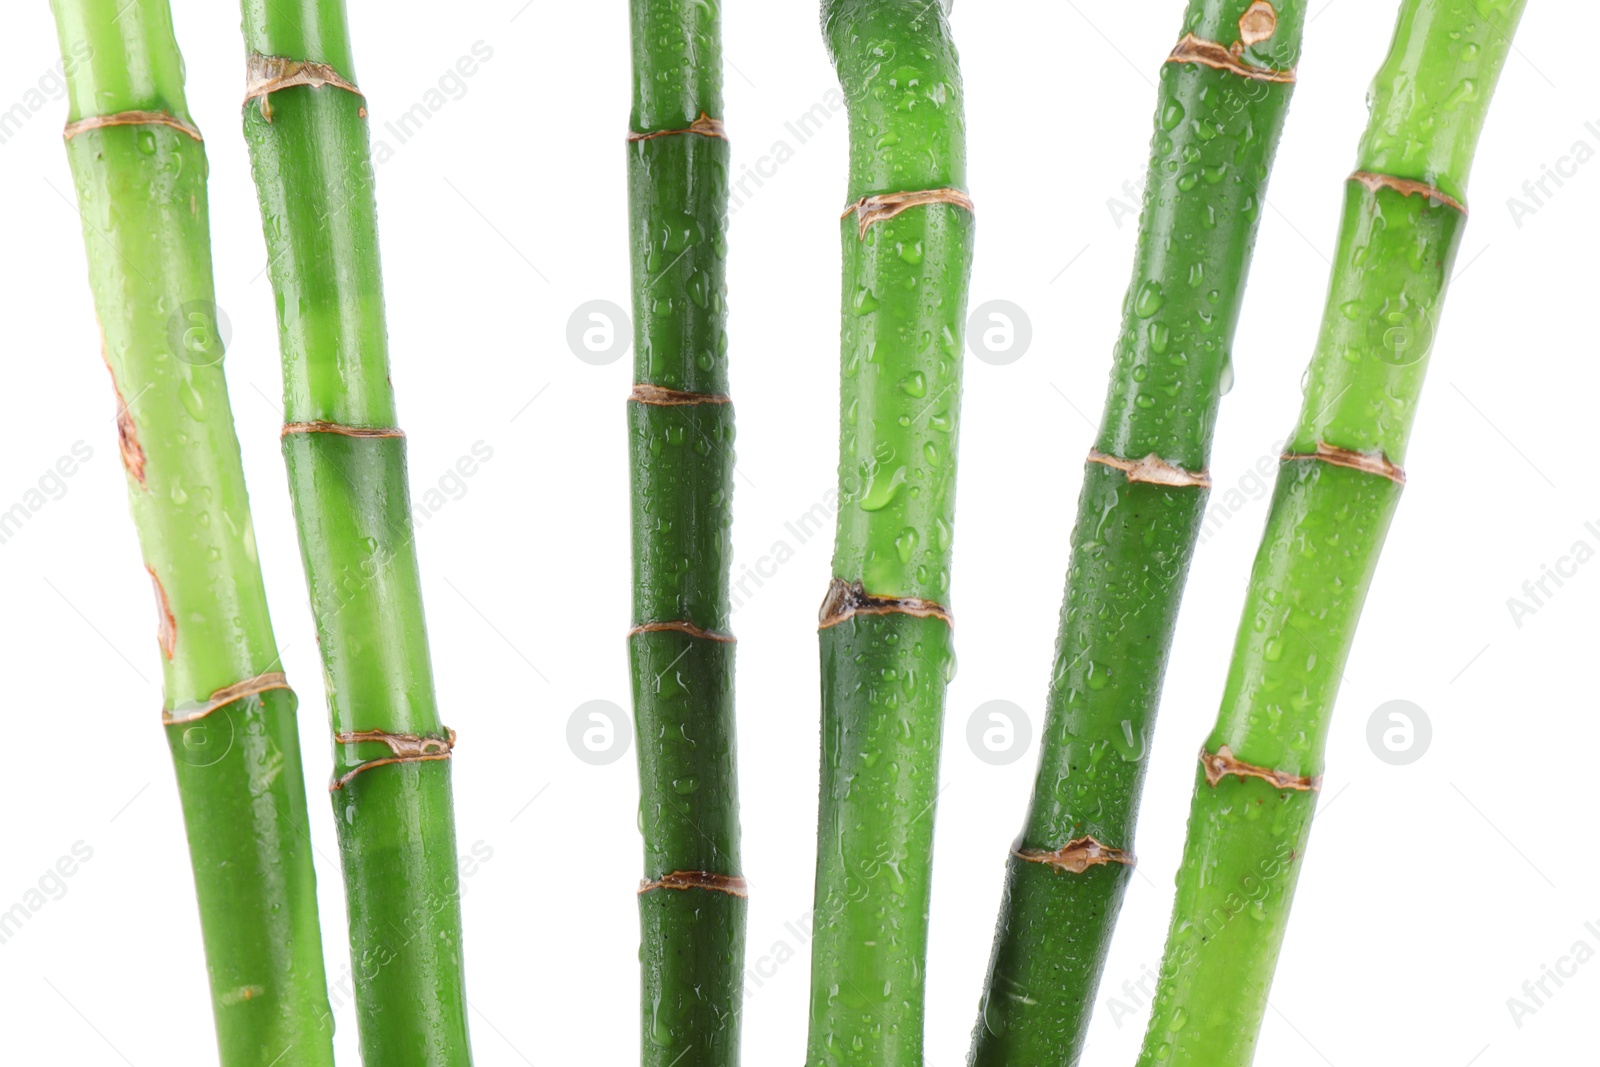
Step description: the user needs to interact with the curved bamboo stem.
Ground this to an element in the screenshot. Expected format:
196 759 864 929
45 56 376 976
49 1 334 1062
807 3 973 1063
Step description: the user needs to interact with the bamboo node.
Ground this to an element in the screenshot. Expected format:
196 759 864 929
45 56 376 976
627 113 728 143
1013 836 1136 874
639 871 749 898
629 384 733 406
1282 441 1406 485
1167 34 1296 83
330 728 456 791
628 621 737 643
841 188 975 239
244 55 364 122
818 578 953 630
1087 450 1211 489
281 421 406 439
63 110 203 142
1200 745 1321 791
1348 171 1468 215
164 671 293 725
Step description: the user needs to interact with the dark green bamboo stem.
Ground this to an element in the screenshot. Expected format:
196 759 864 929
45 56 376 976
807 3 972 1064
50 2 333 1063
1138 2 1525 1063
236 2 471 1063
626 3 745 1066
969 4 1304 1064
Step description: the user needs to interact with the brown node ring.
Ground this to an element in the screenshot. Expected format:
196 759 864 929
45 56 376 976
1013 836 1136 875
330 728 456 791
639 871 749 898
627 113 727 143
628 621 737 644
244 55 364 122
842 188 975 239
1349 171 1468 215
1282 441 1406 485
64 110 203 142
281 421 406 439
1167 34 1296 83
164 671 293 725
1200 744 1321 791
629 384 733 407
1087 450 1211 489
819 578 953 630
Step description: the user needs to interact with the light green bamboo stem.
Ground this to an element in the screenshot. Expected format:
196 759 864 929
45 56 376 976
50 1 333 1063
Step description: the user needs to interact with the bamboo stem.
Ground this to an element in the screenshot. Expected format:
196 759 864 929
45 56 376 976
235 1 472 1062
807 3 973 1063
627 3 745 1065
49 1 334 1062
1138 2 1526 1063
970 4 1305 1063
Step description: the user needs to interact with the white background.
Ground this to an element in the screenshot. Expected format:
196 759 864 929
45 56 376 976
1 1 1595 1064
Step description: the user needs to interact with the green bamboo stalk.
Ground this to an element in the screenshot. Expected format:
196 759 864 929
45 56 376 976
626 3 745 1066
235 3 471 1063
806 3 973 1064
969 3 1304 1063
49 2 334 1063
1138 3 1525 1063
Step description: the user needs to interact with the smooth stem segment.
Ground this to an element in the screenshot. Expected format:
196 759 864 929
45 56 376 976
969 3 1304 1063
237 2 471 1063
626 3 746 1066
1138 3 1526 1064
50 1 333 1063
807 4 972 1065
